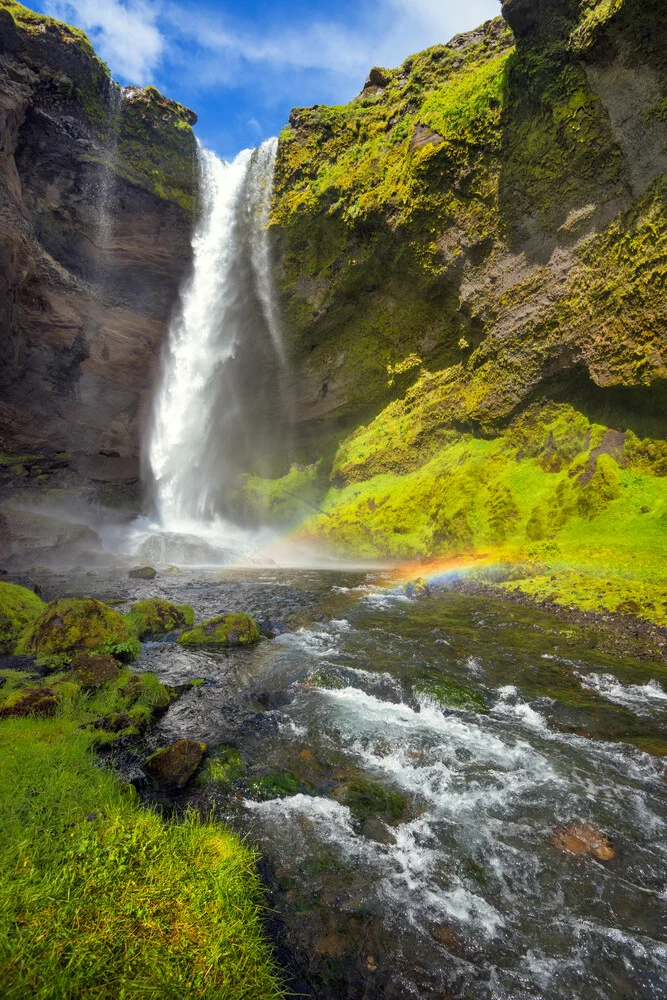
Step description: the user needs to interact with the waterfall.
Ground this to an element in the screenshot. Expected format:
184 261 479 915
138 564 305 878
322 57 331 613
148 138 287 540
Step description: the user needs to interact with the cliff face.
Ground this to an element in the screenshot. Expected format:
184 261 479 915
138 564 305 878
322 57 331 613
257 0 667 622
0 0 196 469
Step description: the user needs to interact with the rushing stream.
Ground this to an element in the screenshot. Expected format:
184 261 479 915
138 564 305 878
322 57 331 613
124 122 667 999
59 567 665 1000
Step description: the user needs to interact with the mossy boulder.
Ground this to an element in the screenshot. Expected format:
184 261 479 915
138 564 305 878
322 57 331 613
16 598 140 663
178 613 260 648
415 679 488 714
337 779 407 825
0 685 58 719
245 771 310 801
144 739 206 788
128 566 157 580
126 599 195 638
68 652 120 689
0 582 45 654
403 577 431 599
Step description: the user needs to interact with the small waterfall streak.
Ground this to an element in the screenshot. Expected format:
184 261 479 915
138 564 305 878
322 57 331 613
96 81 123 272
149 144 253 532
246 137 286 364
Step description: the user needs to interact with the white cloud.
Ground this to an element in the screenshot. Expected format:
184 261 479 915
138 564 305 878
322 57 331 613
45 0 165 83
43 0 502 98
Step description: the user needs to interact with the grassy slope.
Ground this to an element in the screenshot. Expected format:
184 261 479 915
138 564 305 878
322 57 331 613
0 669 284 998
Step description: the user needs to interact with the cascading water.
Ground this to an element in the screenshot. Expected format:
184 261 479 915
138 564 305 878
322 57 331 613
147 138 288 551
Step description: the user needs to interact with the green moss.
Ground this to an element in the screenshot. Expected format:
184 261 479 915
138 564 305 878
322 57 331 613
340 780 407 824
0 583 45 655
16 598 141 663
197 748 246 790
246 771 309 800
415 679 488 713
178 614 261 648
0 0 103 63
126 600 195 639
115 88 197 212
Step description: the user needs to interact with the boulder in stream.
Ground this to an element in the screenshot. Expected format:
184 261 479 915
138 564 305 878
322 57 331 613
144 739 206 788
178 613 260 647
126 599 194 638
552 822 616 861
403 577 431 598
128 566 157 580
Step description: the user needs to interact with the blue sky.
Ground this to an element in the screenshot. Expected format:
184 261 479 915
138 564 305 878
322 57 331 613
30 0 500 159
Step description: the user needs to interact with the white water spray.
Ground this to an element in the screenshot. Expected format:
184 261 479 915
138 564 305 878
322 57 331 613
148 138 284 540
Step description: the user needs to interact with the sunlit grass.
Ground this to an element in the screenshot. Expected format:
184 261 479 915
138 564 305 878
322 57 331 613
0 711 285 999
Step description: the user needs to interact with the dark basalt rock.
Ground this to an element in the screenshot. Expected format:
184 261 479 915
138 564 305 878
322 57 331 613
144 738 206 789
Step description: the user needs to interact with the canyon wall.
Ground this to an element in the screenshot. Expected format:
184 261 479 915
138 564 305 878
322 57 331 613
253 0 667 620
0 0 196 479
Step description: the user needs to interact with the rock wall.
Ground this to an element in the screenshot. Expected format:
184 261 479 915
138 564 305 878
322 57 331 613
0 0 196 470
251 0 667 621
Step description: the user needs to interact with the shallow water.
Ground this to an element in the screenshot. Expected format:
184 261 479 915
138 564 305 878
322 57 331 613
90 569 667 998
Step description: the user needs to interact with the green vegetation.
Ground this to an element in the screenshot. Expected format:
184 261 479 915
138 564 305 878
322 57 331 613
261 0 667 625
0 583 45 654
178 614 261 648
17 598 141 663
415 678 488 713
0 711 283 997
197 747 247 790
339 780 407 824
246 771 310 800
126 599 195 639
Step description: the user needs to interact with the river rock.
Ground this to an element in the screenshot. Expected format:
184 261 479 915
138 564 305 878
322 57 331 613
144 739 206 788
16 597 140 662
126 599 194 637
128 566 157 580
552 823 616 861
178 613 260 647
69 651 120 689
403 577 431 599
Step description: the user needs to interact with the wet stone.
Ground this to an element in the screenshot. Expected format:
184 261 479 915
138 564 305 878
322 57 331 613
128 566 157 580
144 738 206 788
552 822 616 861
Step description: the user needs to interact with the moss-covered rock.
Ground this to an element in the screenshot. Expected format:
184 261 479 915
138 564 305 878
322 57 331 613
68 652 120 689
0 684 59 718
16 598 141 662
144 739 206 789
415 679 488 714
126 599 195 638
336 780 407 825
128 566 157 580
178 614 261 648
0 583 45 655
403 577 431 598
245 771 310 801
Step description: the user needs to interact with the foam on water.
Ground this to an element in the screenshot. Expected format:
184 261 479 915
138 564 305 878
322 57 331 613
578 672 667 711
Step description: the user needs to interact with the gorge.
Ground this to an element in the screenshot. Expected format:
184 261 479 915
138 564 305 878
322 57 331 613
0 0 666 997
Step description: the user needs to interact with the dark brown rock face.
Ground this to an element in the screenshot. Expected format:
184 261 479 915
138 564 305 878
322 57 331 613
0 1 196 462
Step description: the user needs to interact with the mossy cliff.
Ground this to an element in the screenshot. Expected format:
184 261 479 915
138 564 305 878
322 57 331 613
0 0 196 467
253 0 667 621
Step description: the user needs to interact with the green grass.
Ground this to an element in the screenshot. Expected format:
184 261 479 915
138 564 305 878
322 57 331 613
0 693 285 999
